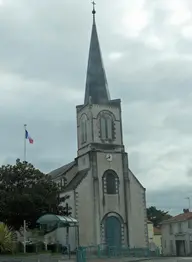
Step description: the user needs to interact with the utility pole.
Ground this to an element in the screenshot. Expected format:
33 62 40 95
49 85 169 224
23 220 26 253
65 203 69 247
66 203 69 216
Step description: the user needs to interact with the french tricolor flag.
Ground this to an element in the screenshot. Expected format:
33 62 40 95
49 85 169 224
25 130 34 144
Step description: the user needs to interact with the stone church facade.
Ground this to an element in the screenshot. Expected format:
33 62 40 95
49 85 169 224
49 8 148 249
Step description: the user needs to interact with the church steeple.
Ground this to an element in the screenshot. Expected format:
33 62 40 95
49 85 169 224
84 2 110 105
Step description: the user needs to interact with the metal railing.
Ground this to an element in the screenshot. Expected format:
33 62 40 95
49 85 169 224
76 244 161 262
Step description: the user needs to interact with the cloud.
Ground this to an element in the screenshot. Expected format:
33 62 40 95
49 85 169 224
187 168 192 178
0 0 192 214
147 186 188 215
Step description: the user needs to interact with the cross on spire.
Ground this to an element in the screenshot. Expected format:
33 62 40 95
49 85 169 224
92 1 96 15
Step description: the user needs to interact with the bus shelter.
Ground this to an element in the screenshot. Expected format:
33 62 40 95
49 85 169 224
36 214 79 255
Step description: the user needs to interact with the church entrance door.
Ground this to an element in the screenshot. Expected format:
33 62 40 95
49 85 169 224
105 216 121 247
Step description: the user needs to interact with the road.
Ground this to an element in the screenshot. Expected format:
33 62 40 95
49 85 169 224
0 256 190 262
126 258 192 262
85 258 192 262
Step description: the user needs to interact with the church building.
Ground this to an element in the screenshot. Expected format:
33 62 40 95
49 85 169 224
49 5 148 249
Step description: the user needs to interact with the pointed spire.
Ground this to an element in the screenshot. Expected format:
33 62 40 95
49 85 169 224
84 2 110 105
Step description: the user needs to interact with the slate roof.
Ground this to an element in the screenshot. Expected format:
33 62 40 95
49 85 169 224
84 11 110 105
162 212 192 224
129 169 146 190
49 161 76 179
63 168 89 192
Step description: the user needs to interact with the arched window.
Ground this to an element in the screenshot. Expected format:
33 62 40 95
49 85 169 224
100 113 113 140
80 114 88 144
106 173 116 194
102 170 119 195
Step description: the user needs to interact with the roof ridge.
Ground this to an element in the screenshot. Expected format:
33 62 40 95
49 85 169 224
49 161 76 179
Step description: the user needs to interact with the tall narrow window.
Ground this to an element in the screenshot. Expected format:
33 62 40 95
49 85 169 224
101 116 107 139
80 114 88 144
106 115 112 139
100 113 113 140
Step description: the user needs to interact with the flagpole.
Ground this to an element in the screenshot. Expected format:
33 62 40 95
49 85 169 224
24 124 27 162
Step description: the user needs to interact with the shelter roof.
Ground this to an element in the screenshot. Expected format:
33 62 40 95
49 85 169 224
37 214 78 225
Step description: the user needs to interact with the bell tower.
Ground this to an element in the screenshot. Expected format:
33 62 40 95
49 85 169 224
76 2 124 158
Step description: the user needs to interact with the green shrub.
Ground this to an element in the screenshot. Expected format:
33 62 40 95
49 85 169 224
0 223 16 253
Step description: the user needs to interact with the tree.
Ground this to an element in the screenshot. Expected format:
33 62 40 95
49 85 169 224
0 159 71 231
147 206 172 227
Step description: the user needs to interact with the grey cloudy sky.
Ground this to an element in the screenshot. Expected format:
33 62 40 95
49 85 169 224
0 0 192 215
